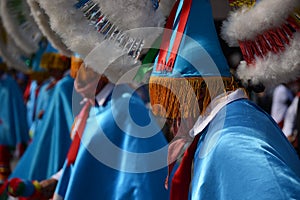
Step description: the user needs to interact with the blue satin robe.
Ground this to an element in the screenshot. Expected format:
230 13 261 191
28 79 53 139
0 74 29 147
55 84 169 200
26 80 38 127
191 99 300 199
10 75 74 181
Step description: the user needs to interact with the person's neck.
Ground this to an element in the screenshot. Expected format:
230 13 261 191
95 81 108 95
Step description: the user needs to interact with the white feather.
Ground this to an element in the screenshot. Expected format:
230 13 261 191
84 39 141 84
27 0 73 56
38 0 104 57
0 0 40 55
221 0 300 46
236 32 300 88
94 0 166 30
38 0 167 82
0 33 28 72
158 0 176 17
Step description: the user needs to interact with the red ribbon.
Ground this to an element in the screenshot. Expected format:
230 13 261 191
66 101 91 166
170 134 200 200
156 0 193 72
23 80 32 103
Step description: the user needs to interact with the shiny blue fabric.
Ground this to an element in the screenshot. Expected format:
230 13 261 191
152 0 230 78
31 40 48 71
26 40 49 127
26 79 52 132
26 80 38 127
55 84 169 200
44 42 59 54
10 75 74 181
28 79 53 138
191 99 300 199
0 75 29 147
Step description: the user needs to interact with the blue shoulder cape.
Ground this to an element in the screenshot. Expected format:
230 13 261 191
28 79 55 139
26 80 38 127
55 84 169 200
0 75 29 147
191 99 300 200
10 75 74 181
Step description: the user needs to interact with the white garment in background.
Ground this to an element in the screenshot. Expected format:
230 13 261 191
282 96 299 137
271 84 294 124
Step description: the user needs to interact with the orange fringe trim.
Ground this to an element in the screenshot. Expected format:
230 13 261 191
70 56 84 79
228 0 256 10
40 53 71 71
27 70 50 83
149 76 239 119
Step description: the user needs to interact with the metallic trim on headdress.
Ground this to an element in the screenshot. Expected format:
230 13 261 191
76 0 144 60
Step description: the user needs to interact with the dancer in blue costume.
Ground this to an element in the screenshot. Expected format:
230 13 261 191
26 42 68 140
0 60 29 183
48 65 169 200
7 64 169 199
148 0 300 199
9 44 74 182
24 38 50 129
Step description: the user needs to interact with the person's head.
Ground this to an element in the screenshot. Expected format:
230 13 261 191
40 53 70 80
74 64 108 100
40 43 71 80
27 71 50 85
149 0 241 123
146 0 247 140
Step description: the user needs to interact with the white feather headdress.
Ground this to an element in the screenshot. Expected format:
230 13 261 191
222 0 300 88
26 0 73 56
0 0 42 55
34 0 173 83
0 20 29 72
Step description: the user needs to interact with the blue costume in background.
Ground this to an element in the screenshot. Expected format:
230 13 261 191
28 79 53 139
0 74 29 182
0 74 29 147
26 80 38 127
55 84 169 200
26 39 49 128
10 74 74 181
148 0 300 199
190 92 300 199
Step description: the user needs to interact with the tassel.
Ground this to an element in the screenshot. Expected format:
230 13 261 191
7 178 47 199
238 17 299 65
40 53 70 71
70 56 84 79
149 77 237 119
